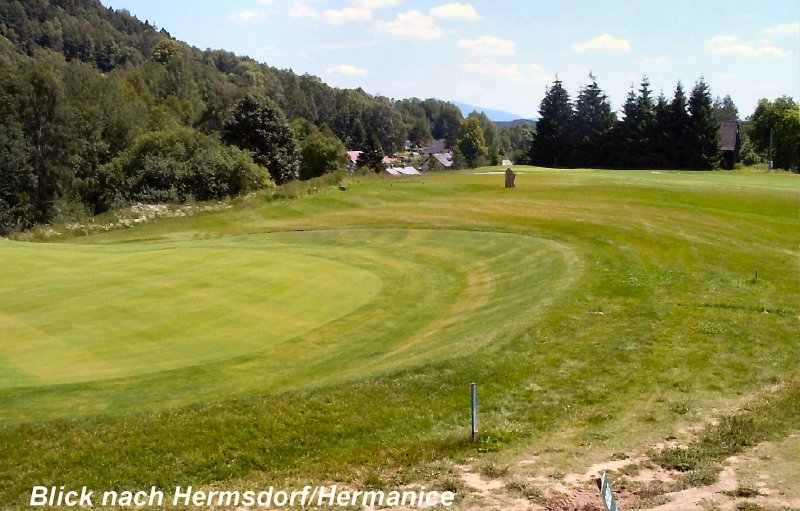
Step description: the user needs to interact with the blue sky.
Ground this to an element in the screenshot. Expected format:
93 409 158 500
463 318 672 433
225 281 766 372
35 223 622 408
103 0 799 119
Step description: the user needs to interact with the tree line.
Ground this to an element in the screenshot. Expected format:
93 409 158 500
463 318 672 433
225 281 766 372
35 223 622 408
532 75 720 169
0 0 474 234
530 74 798 172
0 0 796 235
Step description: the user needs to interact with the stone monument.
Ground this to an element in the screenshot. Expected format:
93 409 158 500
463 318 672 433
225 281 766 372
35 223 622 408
504 168 516 188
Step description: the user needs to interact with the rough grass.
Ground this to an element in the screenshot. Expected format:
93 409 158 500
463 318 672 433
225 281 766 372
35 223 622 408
0 166 797 508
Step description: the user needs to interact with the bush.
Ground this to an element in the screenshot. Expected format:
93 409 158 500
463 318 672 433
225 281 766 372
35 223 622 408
102 127 271 205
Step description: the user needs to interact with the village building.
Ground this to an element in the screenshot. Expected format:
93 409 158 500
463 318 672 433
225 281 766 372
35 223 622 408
719 121 741 170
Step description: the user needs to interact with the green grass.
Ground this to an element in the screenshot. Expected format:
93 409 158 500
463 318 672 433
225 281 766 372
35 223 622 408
0 166 798 508
0 241 382 388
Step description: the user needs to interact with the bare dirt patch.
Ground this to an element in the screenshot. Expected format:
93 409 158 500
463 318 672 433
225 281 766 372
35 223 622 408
452 436 799 510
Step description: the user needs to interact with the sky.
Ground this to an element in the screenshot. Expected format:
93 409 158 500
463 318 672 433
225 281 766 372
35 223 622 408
102 0 800 119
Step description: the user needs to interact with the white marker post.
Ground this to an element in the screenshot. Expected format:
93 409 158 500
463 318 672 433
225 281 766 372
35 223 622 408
470 382 478 442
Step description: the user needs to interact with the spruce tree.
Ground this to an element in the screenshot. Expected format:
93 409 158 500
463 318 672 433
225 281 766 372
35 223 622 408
636 77 659 167
614 86 641 168
687 78 720 169
530 78 572 167
669 82 691 168
572 74 615 167
651 93 672 168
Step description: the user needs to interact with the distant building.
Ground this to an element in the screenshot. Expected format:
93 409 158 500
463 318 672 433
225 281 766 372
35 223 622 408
426 139 447 155
719 122 741 170
385 166 420 176
346 151 363 165
433 152 453 168
501 159 514 166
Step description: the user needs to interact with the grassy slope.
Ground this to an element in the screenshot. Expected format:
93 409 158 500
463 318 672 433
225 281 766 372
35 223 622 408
0 167 798 506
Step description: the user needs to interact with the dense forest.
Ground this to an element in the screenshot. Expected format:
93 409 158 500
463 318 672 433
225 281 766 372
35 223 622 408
0 0 797 235
0 0 488 233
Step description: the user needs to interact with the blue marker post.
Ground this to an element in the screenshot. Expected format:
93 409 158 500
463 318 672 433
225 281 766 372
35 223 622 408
597 471 619 511
470 382 478 442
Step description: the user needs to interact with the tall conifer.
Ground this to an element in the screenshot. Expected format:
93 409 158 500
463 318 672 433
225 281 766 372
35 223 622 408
572 74 615 167
687 78 720 169
530 78 573 167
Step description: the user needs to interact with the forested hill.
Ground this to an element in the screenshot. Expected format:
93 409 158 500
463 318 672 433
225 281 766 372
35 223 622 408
0 0 165 70
0 0 460 153
2 0 512 234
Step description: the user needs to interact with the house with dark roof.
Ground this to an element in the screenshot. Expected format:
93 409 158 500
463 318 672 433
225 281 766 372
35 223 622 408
719 121 741 170
425 139 447 155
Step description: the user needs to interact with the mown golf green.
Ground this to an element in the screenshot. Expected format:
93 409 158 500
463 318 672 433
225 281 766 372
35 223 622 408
0 167 797 508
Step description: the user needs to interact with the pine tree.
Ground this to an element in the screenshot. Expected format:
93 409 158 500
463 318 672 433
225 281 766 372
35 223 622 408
572 73 615 167
530 78 572 167
687 78 720 169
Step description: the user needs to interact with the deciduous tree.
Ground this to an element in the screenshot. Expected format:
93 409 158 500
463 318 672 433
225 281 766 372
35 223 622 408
749 96 799 171
222 94 299 184
299 125 347 180
457 116 488 168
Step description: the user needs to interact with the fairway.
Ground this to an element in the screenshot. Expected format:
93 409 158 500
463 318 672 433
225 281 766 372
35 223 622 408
1 227 571 420
1 167 798 510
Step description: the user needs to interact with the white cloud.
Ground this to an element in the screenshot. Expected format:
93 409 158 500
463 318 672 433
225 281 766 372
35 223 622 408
322 7 372 24
707 35 737 46
351 0 403 9
375 10 445 39
228 10 267 21
430 3 481 20
290 3 373 24
643 56 670 66
706 35 790 58
326 64 368 75
458 35 515 55
289 4 319 19
460 59 551 84
526 63 552 82
461 59 522 79
765 21 800 36
308 39 380 50
572 34 631 53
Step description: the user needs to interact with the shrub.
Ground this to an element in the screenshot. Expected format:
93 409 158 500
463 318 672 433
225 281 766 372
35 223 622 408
102 126 271 205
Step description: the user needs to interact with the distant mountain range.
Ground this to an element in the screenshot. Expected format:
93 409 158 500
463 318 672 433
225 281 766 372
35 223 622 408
451 101 535 123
